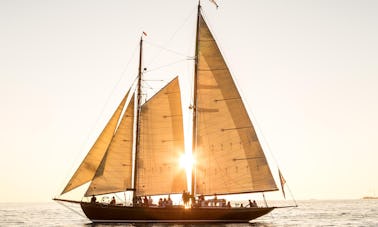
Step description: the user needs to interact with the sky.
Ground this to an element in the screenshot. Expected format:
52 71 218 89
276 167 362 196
0 0 378 203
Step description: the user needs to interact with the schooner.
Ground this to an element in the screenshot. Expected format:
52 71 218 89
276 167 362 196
54 1 294 223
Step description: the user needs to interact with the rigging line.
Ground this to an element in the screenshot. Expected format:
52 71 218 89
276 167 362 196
142 81 156 94
56 201 87 218
286 183 298 207
144 40 194 58
144 58 189 73
145 6 197 67
114 193 124 203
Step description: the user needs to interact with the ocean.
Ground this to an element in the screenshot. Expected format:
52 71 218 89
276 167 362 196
0 200 377 226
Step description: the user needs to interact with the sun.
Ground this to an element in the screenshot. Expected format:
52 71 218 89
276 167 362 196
179 153 195 173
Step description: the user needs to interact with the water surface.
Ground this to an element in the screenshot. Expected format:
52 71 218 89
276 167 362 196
0 200 377 226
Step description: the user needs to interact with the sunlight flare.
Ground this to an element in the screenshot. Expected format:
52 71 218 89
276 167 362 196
179 152 195 172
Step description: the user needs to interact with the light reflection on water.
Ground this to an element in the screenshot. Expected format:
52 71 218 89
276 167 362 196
0 200 377 227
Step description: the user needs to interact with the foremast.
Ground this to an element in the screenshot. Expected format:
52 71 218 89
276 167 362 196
133 33 144 204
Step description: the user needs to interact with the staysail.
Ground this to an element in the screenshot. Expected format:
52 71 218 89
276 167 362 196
85 95 135 196
136 77 187 196
194 14 278 195
61 90 130 195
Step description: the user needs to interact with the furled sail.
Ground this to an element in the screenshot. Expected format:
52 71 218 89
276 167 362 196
85 95 135 196
136 77 187 196
194 14 278 195
61 91 129 195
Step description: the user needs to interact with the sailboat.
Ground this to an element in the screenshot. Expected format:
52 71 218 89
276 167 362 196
54 1 294 223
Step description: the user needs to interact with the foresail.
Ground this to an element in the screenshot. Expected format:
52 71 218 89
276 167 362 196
194 14 278 195
136 77 187 196
61 91 129 195
85 95 135 196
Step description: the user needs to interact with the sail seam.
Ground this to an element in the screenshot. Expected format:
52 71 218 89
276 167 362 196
198 68 227 71
214 97 241 102
221 126 252 131
232 157 264 161
163 114 182 118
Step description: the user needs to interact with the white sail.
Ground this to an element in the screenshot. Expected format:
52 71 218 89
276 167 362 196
136 77 187 196
194 14 278 195
85 95 135 196
61 91 129 195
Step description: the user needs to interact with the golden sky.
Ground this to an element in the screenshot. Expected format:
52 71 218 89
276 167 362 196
0 0 377 202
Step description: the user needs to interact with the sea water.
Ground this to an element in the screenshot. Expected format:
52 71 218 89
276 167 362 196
0 200 377 226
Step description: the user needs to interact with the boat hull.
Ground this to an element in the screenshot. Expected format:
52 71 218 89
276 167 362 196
81 203 274 223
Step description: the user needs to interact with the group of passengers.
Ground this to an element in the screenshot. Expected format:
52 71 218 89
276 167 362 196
158 196 173 207
193 193 259 208
182 190 193 206
90 195 116 206
134 196 153 207
195 193 230 208
90 192 259 208
135 195 175 208
248 199 258 208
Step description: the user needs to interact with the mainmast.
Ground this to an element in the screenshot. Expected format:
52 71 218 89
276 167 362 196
191 1 201 197
133 33 144 203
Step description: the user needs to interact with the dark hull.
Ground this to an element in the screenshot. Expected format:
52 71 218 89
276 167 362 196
81 203 274 223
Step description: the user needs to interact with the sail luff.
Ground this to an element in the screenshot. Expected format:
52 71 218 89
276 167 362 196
61 90 130 195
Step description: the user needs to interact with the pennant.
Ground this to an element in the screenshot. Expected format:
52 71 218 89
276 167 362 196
279 169 286 199
209 0 219 9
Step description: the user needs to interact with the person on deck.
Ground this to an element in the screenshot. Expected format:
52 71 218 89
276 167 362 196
110 196 116 205
199 194 205 207
91 195 97 204
213 193 218 206
167 196 173 207
148 196 153 206
182 190 189 206
143 196 148 207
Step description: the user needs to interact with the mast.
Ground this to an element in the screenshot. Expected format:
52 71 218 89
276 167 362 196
133 34 144 202
191 1 201 197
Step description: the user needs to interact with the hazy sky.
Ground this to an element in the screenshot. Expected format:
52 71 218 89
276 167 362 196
1 0 377 202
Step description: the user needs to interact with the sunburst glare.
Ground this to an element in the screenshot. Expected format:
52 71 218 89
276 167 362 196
179 152 195 173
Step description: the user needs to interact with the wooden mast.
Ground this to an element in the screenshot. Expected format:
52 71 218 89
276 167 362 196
191 1 201 197
133 33 144 203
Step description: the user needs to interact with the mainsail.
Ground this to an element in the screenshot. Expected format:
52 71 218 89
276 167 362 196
136 77 187 196
194 14 278 195
85 95 135 196
62 90 130 194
